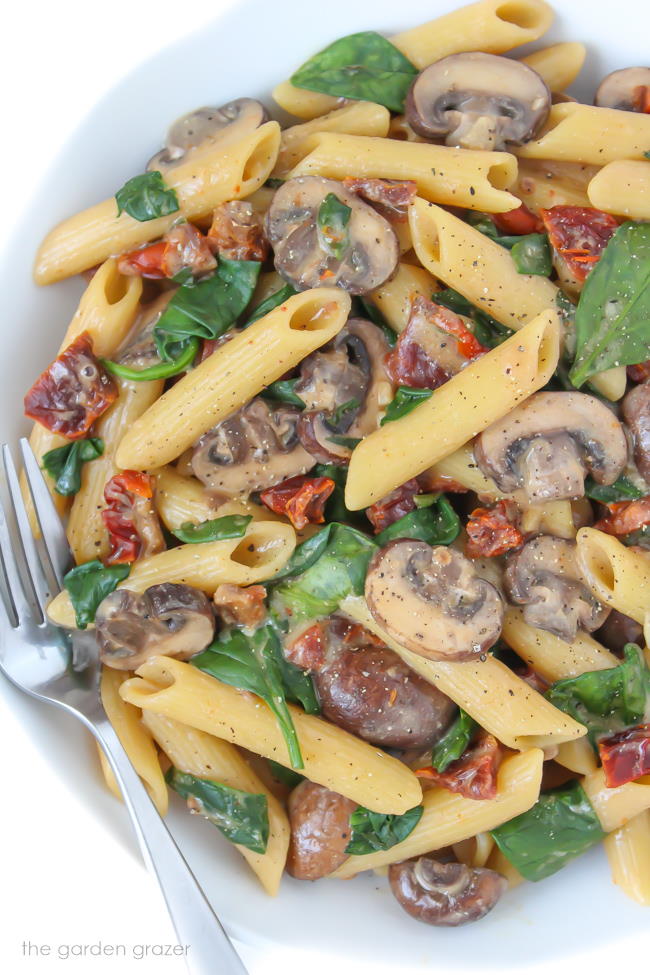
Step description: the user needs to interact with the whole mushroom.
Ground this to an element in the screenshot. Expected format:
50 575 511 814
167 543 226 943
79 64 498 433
389 857 507 926
286 780 356 880
474 391 628 504
406 52 551 150
595 68 650 111
622 381 650 483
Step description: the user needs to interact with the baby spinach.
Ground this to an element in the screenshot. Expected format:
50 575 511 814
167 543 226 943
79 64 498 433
261 378 305 408
103 338 200 382
115 171 179 221
291 31 417 114
42 437 104 497
317 193 352 260
166 769 269 854
585 475 644 504
242 283 297 329
353 297 397 346
375 497 460 547
63 560 130 629
569 222 650 387
491 780 605 882
171 514 251 544
327 435 361 450
434 287 512 349
345 804 423 855
430 709 477 773
381 386 433 425
267 760 304 789
510 234 552 276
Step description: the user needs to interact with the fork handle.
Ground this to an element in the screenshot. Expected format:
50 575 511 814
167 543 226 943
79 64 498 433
91 716 248 975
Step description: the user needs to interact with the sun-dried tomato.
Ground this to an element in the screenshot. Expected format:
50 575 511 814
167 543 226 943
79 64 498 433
594 497 650 536
213 583 267 628
416 732 502 800
285 621 327 670
101 471 164 564
260 475 335 531
117 224 217 280
539 206 618 281
632 86 650 114
598 724 650 788
208 201 268 262
492 202 543 235
343 177 417 222
465 500 524 558
366 479 420 532
24 332 117 439
627 361 650 384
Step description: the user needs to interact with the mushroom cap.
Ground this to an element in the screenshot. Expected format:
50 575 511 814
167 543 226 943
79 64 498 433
505 535 610 642
405 52 551 150
474 391 628 503
389 857 507 927
147 98 268 171
287 781 357 880
365 540 504 663
622 380 650 483
96 583 215 670
595 68 650 111
266 176 399 295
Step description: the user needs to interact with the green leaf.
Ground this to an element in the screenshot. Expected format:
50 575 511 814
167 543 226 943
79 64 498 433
265 177 286 189
374 496 460 547
328 398 360 427
267 760 304 788
585 475 644 504
569 222 650 386
313 464 368 528
434 288 512 349
63 560 130 629
166 768 269 854
42 438 104 497
291 31 417 114
491 780 606 882
644 151 650 160
261 378 306 408
171 514 252 544
271 524 334 583
381 386 432 425
546 644 650 747
511 234 552 276
102 337 200 382
430 709 477 772
115 171 179 221
243 283 298 329
354 297 397 346
327 435 361 450
413 492 440 508
317 193 352 260
345 804 423 855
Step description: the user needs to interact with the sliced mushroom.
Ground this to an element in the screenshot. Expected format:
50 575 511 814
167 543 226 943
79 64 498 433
266 176 399 295
286 781 356 880
147 98 269 171
294 317 391 464
191 398 315 498
406 52 551 150
389 857 507 926
505 535 610 641
96 583 215 670
116 291 176 371
365 540 504 662
596 608 644 656
622 381 650 483
595 68 650 111
474 392 628 504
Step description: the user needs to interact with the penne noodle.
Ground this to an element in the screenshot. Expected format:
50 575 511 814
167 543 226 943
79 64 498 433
555 738 598 776
34 122 281 284
517 102 650 165
520 42 586 93
154 467 278 532
115 288 351 470
369 262 438 334
515 159 597 211
486 845 525 888
583 769 650 834
273 102 390 176
452 832 495 869
604 811 650 906
271 82 342 120
588 160 650 220
589 366 627 403
120 657 423 815
576 528 650 625
519 499 576 539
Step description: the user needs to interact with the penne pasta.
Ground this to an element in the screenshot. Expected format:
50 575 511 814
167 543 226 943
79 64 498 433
588 160 650 220
271 82 342 120
452 832 495 869
517 102 650 165
519 499 576 539
486 845 525 888
515 159 597 212
369 262 438 334
582 768 650 834
576 528 650 625
273 102 390 176
555 738 598 776
119 657 423 815
604 811 650 906
154 467 278 532
520 42 586 93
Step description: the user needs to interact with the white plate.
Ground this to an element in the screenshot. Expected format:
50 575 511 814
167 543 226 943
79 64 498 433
1 0 648 966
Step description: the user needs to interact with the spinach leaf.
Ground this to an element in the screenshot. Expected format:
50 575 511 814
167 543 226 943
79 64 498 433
413 492 439 508
243 283 297 329
353 297 397 346
546 644 650 747
291 31 417 114
317 193 352 260
63 560 130 629
511 234 552 276
267 760 304 789
42 437 104 496
430 709 477 773
375 497 460 547
328 398 360 427
271 524 334 582
166 768 269 854
569 222 650 386
192 624 318 769
102 337 200 382
115 171 179 221
327 435 361 450
434 287 512 349
261 378 306 408
381 386 432 425
172 514 252 544
490 780 605 882
585 475 644 504
345 805 423 855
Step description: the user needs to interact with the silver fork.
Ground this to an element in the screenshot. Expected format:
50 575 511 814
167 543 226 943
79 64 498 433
0 438 248 975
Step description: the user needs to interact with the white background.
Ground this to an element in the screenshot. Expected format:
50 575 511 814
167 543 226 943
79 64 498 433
0 2 648 974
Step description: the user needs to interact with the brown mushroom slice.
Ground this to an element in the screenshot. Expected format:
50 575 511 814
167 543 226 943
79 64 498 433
365 540 504 663
191 398 315 498
474 392 628 504
96 583 215 670
266 176 399 295
389 857 507 927
504 535 610 642
147 98 269 172
622 381 650 483
595 68 650 111
406 52 551 151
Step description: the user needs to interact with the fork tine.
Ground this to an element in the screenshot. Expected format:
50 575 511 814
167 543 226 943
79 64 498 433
3 445 53 615
0 493 32 627
19 437 71 588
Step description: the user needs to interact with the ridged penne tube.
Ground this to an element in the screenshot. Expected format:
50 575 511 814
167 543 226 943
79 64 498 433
369 263 438 334
67 377 163 563
271 82 342 120
519 500 576 539
332 749 544 878
589 366 627 402
115 288 351 470
604 811 650 905
515 159 597 211
555 738 598 776
273 102 390 176
345 308 560 509
288 134 519 212
390 0 553 69
520 42 586 92
34 122 281 284
340 596 586 750
486 846 525 888
154 467 278 532
576 528 650 625
120 657 422 815
47 520 295 629
582 768 650 834
517 103 650 165
409 198 558 330
452 832 495 869
99 667 168 816
501 607 618 682
588 160 650 220
430 443 502 495
142 712 289 896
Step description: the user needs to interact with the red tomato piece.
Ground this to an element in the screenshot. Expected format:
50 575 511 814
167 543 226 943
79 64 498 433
632 86 650 114
465 500 523 558
492 202 543 235
343 177 417 222
416 732 502 800
539 206 618 281
208 201 268 262
117 224 216 280
366 479 420 533
594 498 650 536
213 584 267 628
285 622 327 670
627 361 650 383
260 475 335 531
101 471 163 565
599 724 650 788
24 332 117 439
